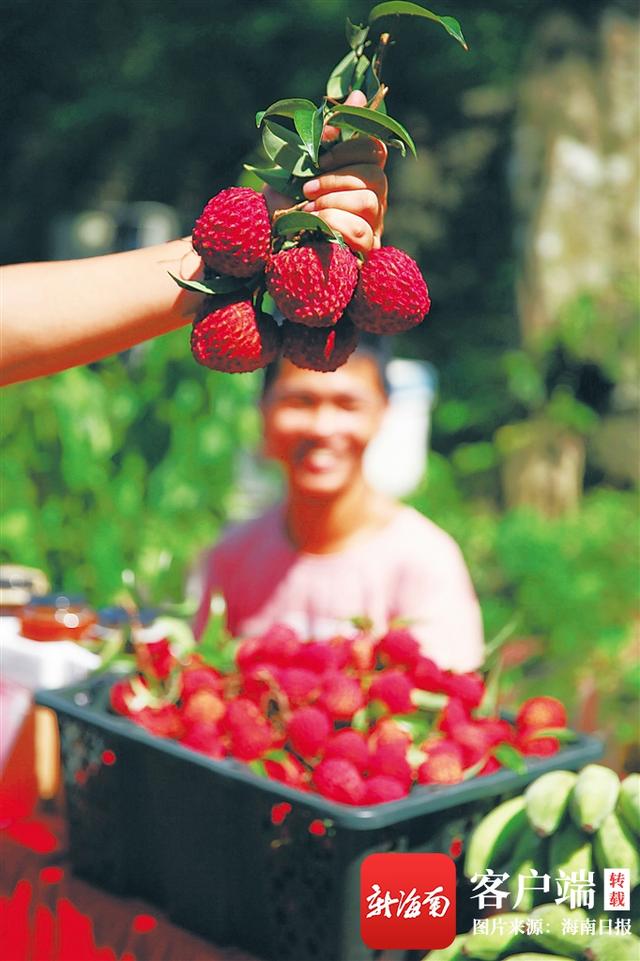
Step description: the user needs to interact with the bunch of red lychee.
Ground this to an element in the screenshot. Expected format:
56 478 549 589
110 622 568 807
187 186 430 374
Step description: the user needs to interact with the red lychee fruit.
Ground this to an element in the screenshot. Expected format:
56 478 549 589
323 729 370 772
368 718 412 753
266 241 358 327
181 688 226 726
478 756 502 777
181 721 226 759
180 666 224 700
517 729 561 757
241 663 279 705
365 775 409 804
191 297 281 374
109 678 137 717
376 629 421 670
368 670 415 714
347 246 430 334
313 757 366 805
318 672 364 721
293 642 337 675
287 706 331 758
417 742 464 785
135 705 185 740
135 636 174 681
277 667 322 707
229 722 276 761
264 754 308 789
281 317 359 372
516 696 567 732
368 742 413 789
192 187 271 278
412 656 446 693
221 697 263 733
257 624 302 666
440 671 485 709
437 698 471 735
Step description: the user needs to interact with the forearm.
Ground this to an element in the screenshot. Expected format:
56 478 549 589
0 239 203 386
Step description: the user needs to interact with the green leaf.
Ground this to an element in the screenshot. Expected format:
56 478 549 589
352 707 368 732
294 105 324 163
410 689 448 711
364 65 388 114
353 53 370 91
528 727 578 743
492 742 527 774
168 272 246 297
368 1 468 51
326 50 357 99
248 760 268 778
262 120 318 176
325 104 416 157
260 98 318 123
346 17 370 52
263 749 290 763
388 138 406 155
273 211 340 241
243 163 298 195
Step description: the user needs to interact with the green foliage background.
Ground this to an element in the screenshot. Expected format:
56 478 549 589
1 0 638 743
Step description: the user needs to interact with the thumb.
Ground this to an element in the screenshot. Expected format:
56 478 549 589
322 89 368 143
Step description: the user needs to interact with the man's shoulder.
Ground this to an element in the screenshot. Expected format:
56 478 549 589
391 506 466 564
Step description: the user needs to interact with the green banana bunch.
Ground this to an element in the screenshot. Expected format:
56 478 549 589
584 933 640 961
570 765 620 834
525 771 577 837
529 903 590 958
593 812 640 889
464 797 528 879
502 955 574 961
504 827 547 912
549 821 593 880
423 934 466 961
617 774 640 836
460 913 528 960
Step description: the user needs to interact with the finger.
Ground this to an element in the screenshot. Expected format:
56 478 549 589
304 190 381 233
303 165 387 210
303 164 387 217
320 137 387 171
322 90 367 143
314 210 374 254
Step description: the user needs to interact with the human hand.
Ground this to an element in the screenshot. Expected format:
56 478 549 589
264 91 388 254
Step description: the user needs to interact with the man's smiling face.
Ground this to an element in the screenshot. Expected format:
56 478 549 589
261 355 387 497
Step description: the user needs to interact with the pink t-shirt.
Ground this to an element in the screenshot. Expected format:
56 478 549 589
194 504 484 672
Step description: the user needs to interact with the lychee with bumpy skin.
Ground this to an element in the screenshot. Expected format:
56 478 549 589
368 741 413 789
376 629 421 670
277 667 322 707
266 241 359 327
257 624 303 666
318 672 364 721
412 655 445 693
515 696 567 732
191 297 281 373
287 706 331 758
368 669 415 714
192 187 271 278
347 246 430 334
417 741 464 785
282 317 359 372
365 775 409 804
313 757 366 805
324 729 370 772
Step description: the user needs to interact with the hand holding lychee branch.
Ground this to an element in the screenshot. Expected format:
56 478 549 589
173 2 466 374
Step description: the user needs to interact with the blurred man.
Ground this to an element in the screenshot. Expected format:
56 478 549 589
194 345 484 671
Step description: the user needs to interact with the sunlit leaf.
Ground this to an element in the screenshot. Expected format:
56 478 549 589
492 742 527 774
325 104 416 156
262 120 318 176
369 1 468 50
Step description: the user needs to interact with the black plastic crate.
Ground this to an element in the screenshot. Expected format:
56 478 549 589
37 675 603 961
